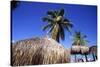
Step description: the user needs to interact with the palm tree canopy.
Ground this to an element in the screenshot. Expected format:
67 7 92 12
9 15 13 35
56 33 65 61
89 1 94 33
42 9 73 42
72 31 88 46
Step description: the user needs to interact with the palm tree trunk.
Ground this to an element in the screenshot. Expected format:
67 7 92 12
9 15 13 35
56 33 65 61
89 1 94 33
51 25 59 42
51 33 59 42
84 54 88 62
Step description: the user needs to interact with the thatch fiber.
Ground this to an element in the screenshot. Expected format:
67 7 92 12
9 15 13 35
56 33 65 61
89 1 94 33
71 45 89 54
11 37 70 66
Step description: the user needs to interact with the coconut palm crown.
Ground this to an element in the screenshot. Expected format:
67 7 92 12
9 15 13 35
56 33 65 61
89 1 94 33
42 9 73 42
72 31 88 46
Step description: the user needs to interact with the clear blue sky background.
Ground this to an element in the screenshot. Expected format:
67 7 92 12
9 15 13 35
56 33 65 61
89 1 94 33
12 1 97 49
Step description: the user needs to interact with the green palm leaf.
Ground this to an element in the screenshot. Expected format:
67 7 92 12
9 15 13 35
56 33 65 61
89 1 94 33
59 24 65 40
42 24 53 31
62 22 73 33
63 18 70 23
47 10 56 18
58 9 64 16
42 17 54 23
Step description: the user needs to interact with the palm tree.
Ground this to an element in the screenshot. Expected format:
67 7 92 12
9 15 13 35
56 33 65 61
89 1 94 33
42 9 73 42
71 31 89 62
72 31 88 46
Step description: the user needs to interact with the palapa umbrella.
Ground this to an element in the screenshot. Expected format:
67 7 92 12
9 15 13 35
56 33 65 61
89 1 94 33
71 43 89 62
71 45 89 54
71 31 89 62
71 45 89 62
11 37 70 66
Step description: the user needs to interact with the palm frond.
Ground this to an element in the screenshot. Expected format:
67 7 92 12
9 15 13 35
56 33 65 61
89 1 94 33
58 9 64 16
59 24 65 40
62 21 73 28
64 26 71 33
49 24 55 33
66 22 73 28
54 11 58 16
47 11 56 18
63 18 70 22
62 22 73 33
42 17 54 23
42 24 53 31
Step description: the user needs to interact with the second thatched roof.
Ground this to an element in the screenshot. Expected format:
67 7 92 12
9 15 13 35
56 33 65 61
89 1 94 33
71 45 89 54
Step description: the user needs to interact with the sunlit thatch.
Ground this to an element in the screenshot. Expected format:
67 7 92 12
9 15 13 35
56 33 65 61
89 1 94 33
11 37 70 66
71 45 89 54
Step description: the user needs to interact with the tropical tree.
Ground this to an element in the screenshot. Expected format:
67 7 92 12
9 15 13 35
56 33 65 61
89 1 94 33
42 9 73 42
71 31 89 62
72 31 88 46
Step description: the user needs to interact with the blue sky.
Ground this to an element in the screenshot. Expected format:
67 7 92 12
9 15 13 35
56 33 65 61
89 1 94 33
12 1 97 48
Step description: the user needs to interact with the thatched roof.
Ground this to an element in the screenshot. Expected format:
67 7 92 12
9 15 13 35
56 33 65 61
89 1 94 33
71 45 89 54
11 37 70 66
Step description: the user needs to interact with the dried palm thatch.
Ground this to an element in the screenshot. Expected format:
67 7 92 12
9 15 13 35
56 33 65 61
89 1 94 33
71 45 89 54
11 37 70 66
